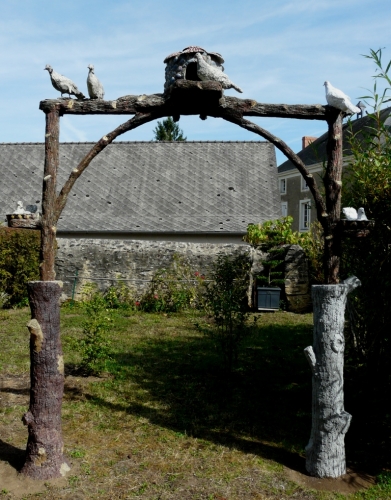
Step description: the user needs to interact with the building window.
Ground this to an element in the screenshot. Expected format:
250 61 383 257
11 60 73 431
280 178 286 194
281 202 288 217
301 176 309 191
299 200 311 231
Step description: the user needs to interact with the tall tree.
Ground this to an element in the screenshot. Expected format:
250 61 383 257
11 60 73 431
152 116 186 141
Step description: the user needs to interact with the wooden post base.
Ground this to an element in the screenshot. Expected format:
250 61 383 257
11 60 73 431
21 281 70 480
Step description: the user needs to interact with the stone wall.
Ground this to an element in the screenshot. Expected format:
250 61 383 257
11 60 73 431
55 238 311 312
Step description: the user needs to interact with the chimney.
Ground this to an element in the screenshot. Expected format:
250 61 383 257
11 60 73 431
302 136 318 149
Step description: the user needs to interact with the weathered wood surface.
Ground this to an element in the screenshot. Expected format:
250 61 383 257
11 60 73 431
39 81 328 120
304 276 361 478
40 109 60 281
323 111 344 284
21 281 69 479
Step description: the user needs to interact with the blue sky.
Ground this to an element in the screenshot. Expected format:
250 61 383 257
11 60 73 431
1 0 390 165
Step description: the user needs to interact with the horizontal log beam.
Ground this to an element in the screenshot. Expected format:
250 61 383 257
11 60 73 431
39 81 328 120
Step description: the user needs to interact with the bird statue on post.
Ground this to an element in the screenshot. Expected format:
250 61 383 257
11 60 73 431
87 64 105 100
195 53 243 93
343 207 368 221
44 65 85 99
324 81 360 115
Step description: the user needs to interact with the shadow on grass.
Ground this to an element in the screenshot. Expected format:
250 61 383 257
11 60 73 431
0 439 25 471
65 318 313 473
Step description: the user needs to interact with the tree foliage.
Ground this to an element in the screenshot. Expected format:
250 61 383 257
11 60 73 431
0 228 40 306
152 117 187 141
342 48 391 410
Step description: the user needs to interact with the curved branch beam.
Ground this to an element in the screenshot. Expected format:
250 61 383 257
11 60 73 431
54 112 161 221
218 111 328 225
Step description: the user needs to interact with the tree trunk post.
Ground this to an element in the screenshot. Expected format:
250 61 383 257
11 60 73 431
21 281 70 479
40 107 60 281
304 276 361 478
323 110 344 284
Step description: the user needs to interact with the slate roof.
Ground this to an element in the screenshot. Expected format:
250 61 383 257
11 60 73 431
278 107 391 173
0 141 280 234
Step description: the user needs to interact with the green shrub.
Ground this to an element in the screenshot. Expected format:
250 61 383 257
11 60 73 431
0 228 40 306
202 253 252 371
139 254 205 313
70 291 113 375
245 216 324 285
342 49 391 376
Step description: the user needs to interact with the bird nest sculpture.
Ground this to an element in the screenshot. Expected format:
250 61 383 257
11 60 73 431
164 46 242 93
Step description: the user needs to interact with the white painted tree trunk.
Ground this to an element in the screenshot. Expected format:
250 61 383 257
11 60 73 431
304 276 361 478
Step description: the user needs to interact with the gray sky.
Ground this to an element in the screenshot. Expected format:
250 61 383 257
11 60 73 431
1 0 390 165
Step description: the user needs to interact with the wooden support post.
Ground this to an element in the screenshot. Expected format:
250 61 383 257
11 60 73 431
304 276 361 478
323 110 344 284
21 281 69 479
40 107 60 281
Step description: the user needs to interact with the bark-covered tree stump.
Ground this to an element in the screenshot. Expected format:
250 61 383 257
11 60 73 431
304 276 361 478
21 281 70 479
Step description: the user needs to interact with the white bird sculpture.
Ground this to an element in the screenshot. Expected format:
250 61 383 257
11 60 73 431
342 207 368 221
44 65 85 99
87 64 105 99
195 53 243 93
324 81 360 115
14 201 30 215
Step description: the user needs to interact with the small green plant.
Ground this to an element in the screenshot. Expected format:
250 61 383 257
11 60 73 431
202 253 251 371
104 282 135 311
257 248 285 288
70 291 113 375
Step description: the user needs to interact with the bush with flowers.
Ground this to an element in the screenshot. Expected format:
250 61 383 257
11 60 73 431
139 254 206 313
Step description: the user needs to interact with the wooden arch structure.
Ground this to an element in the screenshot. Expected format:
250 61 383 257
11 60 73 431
21 80 367 480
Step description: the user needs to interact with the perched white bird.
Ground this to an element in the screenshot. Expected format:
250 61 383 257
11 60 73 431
195 53 243 93
343 207 368 221
324 81 361 115
87 64 105 99
44 65 85 99
14 201 30 215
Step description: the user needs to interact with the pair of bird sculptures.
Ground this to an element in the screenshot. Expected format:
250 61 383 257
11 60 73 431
44 64 104 100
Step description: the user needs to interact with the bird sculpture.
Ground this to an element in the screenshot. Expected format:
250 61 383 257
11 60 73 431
44 65 85 99
87 64 105 99
195 53 243 93
342 207 368 221
324 81 360 115
14 201 30 215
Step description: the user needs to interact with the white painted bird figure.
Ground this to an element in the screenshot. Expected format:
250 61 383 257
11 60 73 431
14 201 30 215
87 64 105 99
324 81 360 115
44 65 85 99
195 53 243 93
342 207 368 221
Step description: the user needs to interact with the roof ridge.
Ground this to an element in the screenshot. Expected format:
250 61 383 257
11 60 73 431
0 140 269 145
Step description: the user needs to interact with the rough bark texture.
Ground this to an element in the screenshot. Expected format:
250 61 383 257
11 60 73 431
40 109 60 281
39 82 328 120
304 276 361 478
323 111 344 284
21 281 69 479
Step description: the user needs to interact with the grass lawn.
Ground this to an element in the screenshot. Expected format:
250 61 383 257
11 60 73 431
0 306 389 499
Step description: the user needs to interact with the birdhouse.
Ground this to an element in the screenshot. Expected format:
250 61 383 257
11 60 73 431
164 46 225 92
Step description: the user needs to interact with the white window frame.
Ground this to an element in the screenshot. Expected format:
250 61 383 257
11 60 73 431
299 199 311 231
279 178 287 194
281 201 288 217
301 176 309 192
